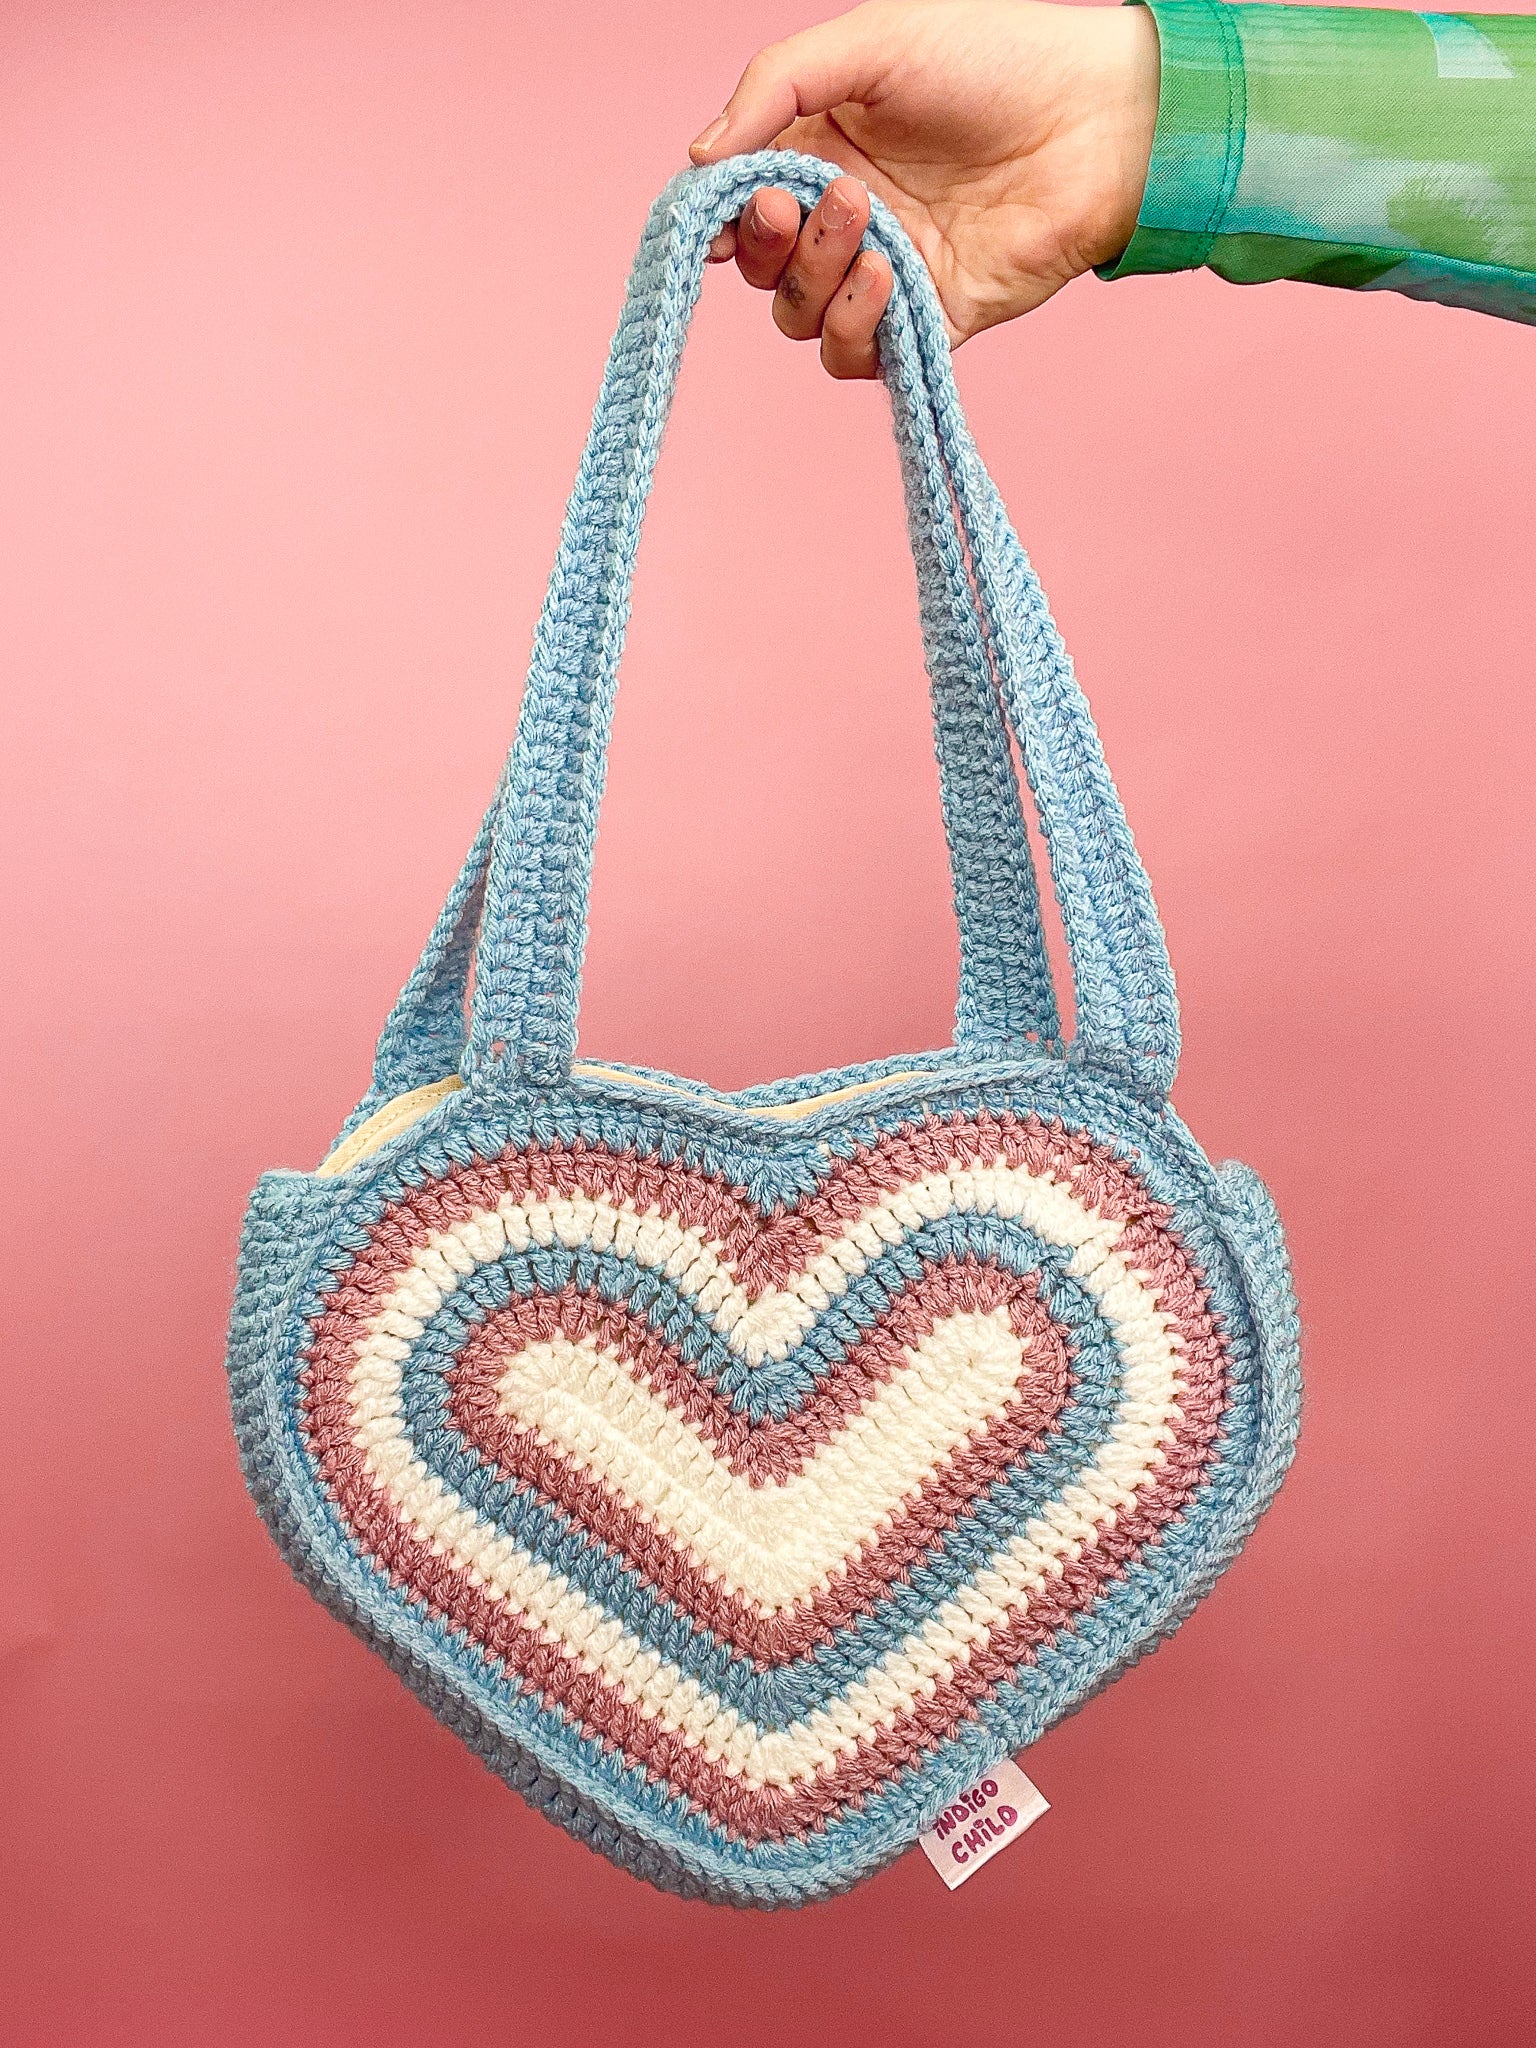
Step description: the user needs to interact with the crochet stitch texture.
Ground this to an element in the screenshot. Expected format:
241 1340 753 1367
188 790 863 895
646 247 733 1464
226 155 1302 1907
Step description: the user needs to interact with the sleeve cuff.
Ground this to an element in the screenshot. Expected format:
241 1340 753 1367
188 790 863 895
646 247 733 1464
1096 2 1536 321
1097 0 1248 281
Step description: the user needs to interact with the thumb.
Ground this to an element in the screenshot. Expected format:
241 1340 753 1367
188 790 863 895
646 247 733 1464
688 11 891 161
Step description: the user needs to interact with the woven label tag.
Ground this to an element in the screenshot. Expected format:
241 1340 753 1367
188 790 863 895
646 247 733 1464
918 1758 1048 1889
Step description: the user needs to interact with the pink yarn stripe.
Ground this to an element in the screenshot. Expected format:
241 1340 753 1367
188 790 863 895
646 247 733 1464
441 1262 1071 1664
446 1257 1056 1481
302 1330 1222 1841
313 1113 1186 1316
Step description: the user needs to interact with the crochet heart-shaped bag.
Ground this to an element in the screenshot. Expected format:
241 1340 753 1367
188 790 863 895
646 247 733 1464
227 155 1301 1907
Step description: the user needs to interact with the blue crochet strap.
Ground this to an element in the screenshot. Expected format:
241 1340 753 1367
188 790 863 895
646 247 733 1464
462 154 1179 1097
366 531 1055 1105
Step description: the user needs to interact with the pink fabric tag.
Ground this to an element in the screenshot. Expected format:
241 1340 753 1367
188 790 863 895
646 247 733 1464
918 1757 1049 1889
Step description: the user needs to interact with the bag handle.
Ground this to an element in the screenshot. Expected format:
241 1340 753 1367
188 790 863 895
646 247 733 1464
364 461 1062 1107
380 155 1178 1105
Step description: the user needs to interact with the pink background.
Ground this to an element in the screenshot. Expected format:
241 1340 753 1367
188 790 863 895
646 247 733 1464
2 3 1533 2042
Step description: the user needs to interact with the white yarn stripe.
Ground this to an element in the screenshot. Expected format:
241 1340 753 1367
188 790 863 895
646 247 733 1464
384 1168 1124 1366
497 1314 1025 1609
358 1308 1027 1613
340 1163 1187 1788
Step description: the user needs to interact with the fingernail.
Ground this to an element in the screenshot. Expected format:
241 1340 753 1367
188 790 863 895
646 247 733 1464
747 196 785 241
820 182 858 232
845 255 875 298
689 112 729 158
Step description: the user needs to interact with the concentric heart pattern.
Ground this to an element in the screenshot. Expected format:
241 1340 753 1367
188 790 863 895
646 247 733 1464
238 1098 1287 1903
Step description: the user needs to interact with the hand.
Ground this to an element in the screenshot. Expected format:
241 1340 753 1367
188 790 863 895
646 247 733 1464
689 0 1159 377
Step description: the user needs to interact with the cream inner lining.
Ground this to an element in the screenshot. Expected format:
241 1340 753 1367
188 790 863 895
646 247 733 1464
316 1064 935 1176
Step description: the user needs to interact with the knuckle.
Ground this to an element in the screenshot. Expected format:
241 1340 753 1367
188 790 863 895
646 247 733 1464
739 41 788 91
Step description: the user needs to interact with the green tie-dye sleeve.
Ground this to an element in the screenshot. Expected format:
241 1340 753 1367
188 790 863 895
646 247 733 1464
1100 2 1536 322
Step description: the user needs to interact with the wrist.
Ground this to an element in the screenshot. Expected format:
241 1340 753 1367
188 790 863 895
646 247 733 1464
1080 5 1160 270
